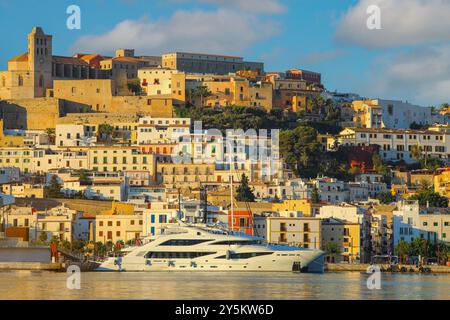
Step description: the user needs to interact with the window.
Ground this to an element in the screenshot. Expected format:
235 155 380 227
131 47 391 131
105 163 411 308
159 239 211 246
144 251 216 259
210 240 260 246
216 252 274 259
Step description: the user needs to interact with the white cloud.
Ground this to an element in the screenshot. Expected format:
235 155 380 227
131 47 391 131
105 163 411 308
336 0 450 48
72 9 280 56
363 46 450 105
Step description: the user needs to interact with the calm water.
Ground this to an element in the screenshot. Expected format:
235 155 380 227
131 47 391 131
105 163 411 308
0 271 448 300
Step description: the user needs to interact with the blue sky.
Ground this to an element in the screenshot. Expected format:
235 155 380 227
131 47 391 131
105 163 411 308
0 0 449 106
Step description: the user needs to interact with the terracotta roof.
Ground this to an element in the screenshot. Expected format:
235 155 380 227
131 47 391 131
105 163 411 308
80 54 104 62
53 56 89 66
9 53 28 62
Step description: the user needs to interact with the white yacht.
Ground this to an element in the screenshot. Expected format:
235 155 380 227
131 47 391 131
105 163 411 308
97 224 325 273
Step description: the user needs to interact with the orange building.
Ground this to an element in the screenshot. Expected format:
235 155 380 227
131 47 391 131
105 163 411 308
228 211 254 236
76 54 106 69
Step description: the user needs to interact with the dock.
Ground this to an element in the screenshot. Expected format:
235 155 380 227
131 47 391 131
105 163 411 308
0 262 62 271
325 263 450 273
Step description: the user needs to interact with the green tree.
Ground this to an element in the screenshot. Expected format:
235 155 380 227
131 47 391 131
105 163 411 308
235 174 256 202
127 79 143 95
377 192 396 204
77 169 89 184
95 242 107 257
46 175 62 198
190 86 211 107
98 123 114 142
311 186 321 204
410 238 428 258
279 125 322 178
432 242 449 264
323 242 341 263
396 240 410 263
39 231 48 243
409 190 449 208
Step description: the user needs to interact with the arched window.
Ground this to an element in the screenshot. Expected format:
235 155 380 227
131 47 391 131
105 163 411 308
18 75 23 87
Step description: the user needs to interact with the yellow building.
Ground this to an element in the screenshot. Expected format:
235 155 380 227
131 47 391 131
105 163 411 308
138 68 186 103
0 120 24 147
321 218 361 263
0 27 108 101
1 183 45 198
157 163 215 188
162 52 264 75
6 205 75 242
201 77 272 111
100 49 159 80
254 216 321 249
434 169 450 198
52 78 130 112
0 98 67 131
96 214 143 244
100 202 136 216
272 200 315 217
352 99 383 128
0 27 52 100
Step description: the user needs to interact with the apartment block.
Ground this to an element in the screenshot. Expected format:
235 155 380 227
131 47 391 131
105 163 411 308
321 218 361 263
335 127 449 164
162 52 264 75
253 216 321 249
96 214 143 244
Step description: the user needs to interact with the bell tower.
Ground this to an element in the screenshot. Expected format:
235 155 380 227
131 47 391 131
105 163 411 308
28 27 53 97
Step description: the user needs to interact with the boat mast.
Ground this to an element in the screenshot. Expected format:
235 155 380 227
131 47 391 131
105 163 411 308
230 156 234 233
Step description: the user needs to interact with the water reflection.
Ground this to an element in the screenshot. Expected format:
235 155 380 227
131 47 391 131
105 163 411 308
0 271 448 300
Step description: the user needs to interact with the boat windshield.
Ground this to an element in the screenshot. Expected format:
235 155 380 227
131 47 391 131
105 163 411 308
209 240 262 246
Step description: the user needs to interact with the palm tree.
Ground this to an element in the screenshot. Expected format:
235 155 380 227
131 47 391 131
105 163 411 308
396 240 410 264
192 86 211 107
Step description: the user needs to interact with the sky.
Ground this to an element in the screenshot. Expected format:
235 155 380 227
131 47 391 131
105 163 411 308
0 0 449 107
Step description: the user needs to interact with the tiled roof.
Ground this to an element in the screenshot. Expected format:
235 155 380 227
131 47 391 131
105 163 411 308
79 54 104 61
8 53 28 62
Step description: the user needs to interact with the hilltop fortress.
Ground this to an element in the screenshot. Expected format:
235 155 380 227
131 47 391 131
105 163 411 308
0 27 174 130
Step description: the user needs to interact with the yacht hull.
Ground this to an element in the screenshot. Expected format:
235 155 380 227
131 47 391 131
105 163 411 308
97 251 324 273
